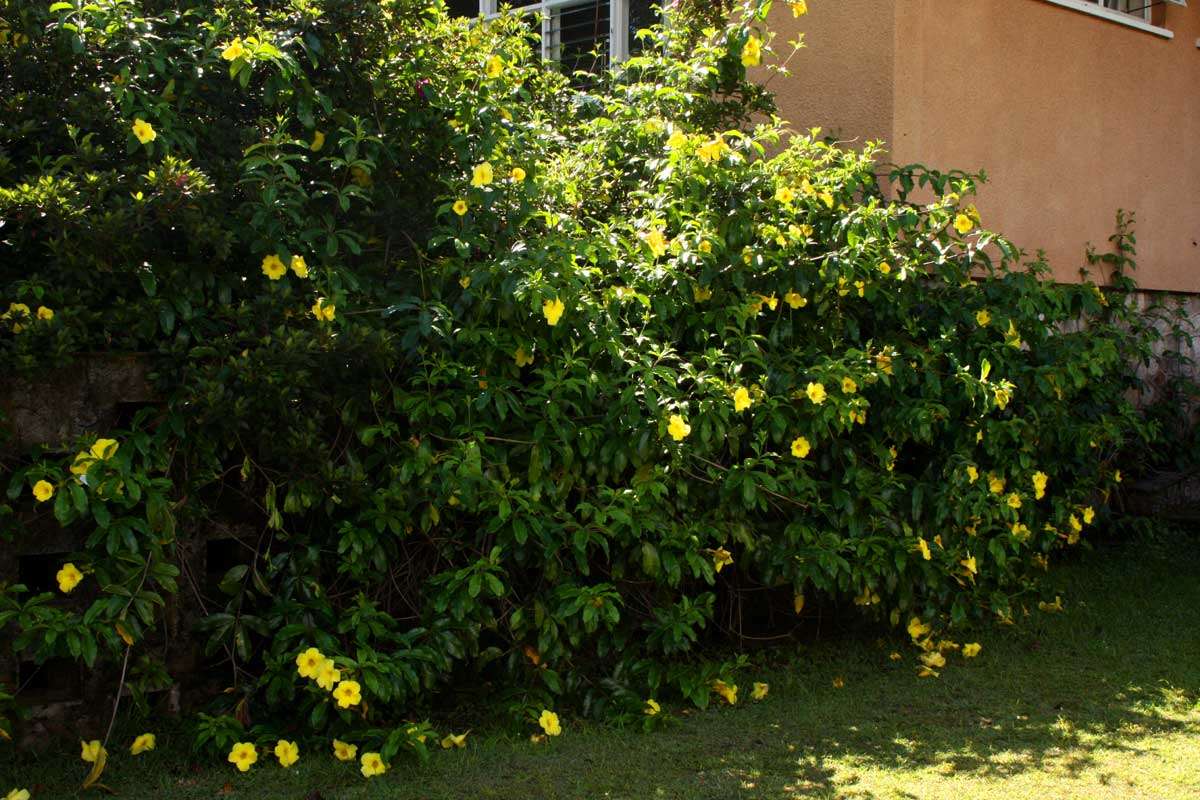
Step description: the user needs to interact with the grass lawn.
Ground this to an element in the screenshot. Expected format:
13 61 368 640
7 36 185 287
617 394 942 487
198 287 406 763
3 528 1199 799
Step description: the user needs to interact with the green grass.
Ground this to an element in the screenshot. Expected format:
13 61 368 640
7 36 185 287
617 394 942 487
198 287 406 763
4 529 1200 799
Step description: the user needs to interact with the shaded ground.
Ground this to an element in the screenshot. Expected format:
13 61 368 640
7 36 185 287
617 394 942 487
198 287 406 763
3 527 1199 799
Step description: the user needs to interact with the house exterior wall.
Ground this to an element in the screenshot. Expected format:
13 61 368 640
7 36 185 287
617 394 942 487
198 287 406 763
765 0 895 150
768 0 1200 293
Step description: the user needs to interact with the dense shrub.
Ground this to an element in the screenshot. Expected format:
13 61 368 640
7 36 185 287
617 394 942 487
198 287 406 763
0 0 1162 759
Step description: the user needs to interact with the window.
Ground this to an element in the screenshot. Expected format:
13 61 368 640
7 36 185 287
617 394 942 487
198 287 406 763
452 0 660 73
1041 0 1176 38
1097 0 1151 21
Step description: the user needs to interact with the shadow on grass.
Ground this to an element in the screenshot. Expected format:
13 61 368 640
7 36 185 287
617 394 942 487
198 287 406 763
432 531 1200 800
2 530 1198 799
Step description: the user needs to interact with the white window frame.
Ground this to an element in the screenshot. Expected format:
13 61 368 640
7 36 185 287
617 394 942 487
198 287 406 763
479 0 636 64
1041 0 1176 38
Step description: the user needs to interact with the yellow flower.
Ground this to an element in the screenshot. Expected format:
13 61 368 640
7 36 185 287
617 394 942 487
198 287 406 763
1114 470 1122 483
907 616 931 641
36 306 53 321
471 162 494 188
732 386 752 412
988 474 1005 494
994 387 1011 410
666 129 689 150
751 682 769 701
854 280 865 297
1010 522 1031 541
965 465 978 484
510 166 526 182
316 659 341 691
698 239 713 254
453 199 469 216
774 186 795 204
915 538 931 561
360 752 388 777
711 546 734 573
333 679 362 709
440 732 468 749
295 647 325 679
290 255 309 278
309 130 325 152
1082 506 1095 525
57 563 83 594
81 740 105 763
791 436 811 459
1038 596 1064 614
976 309 991 327
5 790 31 800
131 118 156 144
877 351 894 375
783 290 807 309
849 409 866 425
917 666 940 679
741 34 762 67
70 451 95 476
1006 493 1022 510
542 297 565 326
692 284 713 302
806 382 827 404
1032 471 1048 500
538 709 562 736
667 414 691 442
841 376 857 394
794 592 805 614
221 38 246 61
274 740 299 768
695 137 728 164
712 680 738 705
1005 320 1023 349
791 0 809 15
960 555 977 575
760 294 779 311
818 190 834 208
514 346 534 368
832 676 845 689
261 254 286 280
485 54 504 78
920 651 946 669
311 297 336 322
878 261 891 275
954 213 974 234
644 229 669 258
130 733 155 755
32 480 54 503
644 699 661 716
86 438 118 462
962 642 982 658
332 739 357 761
1069 514 1083 534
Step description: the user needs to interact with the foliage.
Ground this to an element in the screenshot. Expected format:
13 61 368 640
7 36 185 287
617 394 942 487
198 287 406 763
0 0 1165 761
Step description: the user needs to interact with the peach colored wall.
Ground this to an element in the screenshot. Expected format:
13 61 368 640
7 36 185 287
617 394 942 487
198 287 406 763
893 0 1200 291
764 0 894 149
772 0 1200 292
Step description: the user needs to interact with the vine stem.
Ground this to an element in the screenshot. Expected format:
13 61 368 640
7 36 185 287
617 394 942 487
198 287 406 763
102 645 133 747
100 556 153 751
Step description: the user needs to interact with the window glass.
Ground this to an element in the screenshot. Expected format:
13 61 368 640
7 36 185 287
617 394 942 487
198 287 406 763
554 1 611 74
445 0 479 17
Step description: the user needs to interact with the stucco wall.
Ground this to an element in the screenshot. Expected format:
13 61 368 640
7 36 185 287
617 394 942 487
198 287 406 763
764 0 894 149
771 0 1200 292
893 0 1199 291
